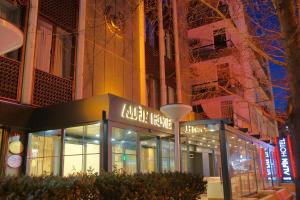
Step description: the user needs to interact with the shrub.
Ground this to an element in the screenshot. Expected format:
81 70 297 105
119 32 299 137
0 172 206 200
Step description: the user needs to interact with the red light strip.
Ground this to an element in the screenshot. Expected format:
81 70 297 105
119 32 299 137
261 148 267 177
287 135 296 178
274 138 282 178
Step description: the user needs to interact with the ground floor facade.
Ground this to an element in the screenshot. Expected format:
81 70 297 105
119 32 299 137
0 94 280 199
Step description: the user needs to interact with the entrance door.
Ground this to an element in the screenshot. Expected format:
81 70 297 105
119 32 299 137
140 135 157 173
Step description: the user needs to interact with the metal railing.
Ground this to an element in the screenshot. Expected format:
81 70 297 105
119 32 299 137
192 78 244 101
33 69 73 107
190 40 236 63
0 56 20 101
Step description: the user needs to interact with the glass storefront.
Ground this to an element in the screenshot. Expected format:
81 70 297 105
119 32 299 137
26 123 101 176
27 130 61 176
180 121 279 199
63 123 101 175
25 115 279 199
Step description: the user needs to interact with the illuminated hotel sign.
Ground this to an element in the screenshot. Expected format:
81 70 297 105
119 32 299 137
121 104 172 130
184 125 204 134
277 137 294 182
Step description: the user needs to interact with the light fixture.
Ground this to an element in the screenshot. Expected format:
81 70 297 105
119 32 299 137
96 134 100 137
231 136 235 139
127 131 132 135
202 137 206 140
111 138 116 142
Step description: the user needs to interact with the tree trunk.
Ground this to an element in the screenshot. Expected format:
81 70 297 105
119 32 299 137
274 0 300 197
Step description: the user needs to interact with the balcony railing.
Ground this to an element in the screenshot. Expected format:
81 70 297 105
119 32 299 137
190 40 236 63
33 69 73 107
0 56 20 101
192 78 244 101
188 1 230 29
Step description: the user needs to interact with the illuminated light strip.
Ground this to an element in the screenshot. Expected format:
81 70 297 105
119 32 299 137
274 138 282 178
287 135 296 178
260 148 267 177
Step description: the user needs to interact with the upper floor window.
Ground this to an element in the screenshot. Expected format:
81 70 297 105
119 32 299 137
213 28 227 49
35 18 73 79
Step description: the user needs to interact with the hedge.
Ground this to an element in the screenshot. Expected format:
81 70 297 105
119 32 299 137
0 172 206 200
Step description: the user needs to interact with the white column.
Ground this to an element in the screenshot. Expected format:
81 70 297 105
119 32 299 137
75 0 86 100
21 0 39 104
172 0 182 103
174 121 181 171
158 0 167 105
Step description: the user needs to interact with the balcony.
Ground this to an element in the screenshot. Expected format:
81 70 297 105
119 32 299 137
190 40 236 63
0 56 20 101
192 78 244 101
33 69 73 107
188 1 230 29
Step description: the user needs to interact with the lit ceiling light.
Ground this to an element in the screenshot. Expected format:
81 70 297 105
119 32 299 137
212 140 215 143
127 131 132 135
96 134 100 137
111 138 116 142
207 144 211 147
231 136 235 139
202 137 206 140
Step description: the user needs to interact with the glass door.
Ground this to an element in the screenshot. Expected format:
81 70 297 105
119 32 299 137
112 127 137 174
140 134 157 173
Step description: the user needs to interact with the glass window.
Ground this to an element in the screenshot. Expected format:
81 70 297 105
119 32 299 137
63 123 101 176
112 127 137 174
161 139 175 172
35 19 73 79
27 130 61 176
140 135 157 173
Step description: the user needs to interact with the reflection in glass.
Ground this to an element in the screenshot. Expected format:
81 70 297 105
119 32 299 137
140 135 157 173
112 127 137 174
27 130 61 176
161 139 175 172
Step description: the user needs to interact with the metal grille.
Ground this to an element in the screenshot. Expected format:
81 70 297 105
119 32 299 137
39 0 78 31
221 100 233 120
0 56 20 100
33 69 73 106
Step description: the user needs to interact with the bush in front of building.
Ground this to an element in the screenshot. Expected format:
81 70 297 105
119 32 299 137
0 172 206 200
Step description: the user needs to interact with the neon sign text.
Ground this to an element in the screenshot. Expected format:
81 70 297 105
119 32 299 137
121 104 172 130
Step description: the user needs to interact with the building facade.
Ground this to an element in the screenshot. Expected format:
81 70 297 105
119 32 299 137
0 0 280 199
187 0 278 141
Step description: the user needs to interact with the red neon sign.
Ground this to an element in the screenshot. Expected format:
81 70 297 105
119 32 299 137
274 138 282 178
260 148 267 177
287 135 296 178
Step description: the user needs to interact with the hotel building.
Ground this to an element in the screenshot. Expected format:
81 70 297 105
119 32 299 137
0 0 280 199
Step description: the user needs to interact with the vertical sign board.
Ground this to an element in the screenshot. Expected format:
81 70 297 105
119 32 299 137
264 149 272 181
277 137 293 182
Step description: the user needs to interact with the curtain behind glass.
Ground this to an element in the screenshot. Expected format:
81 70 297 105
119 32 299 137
53 36 63 77
35 20 53 73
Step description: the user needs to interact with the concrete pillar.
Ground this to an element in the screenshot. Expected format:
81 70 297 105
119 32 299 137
75 0 87 100
21 0 39 104
172 0 182 103
157 0 167 105
138 0 147 106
